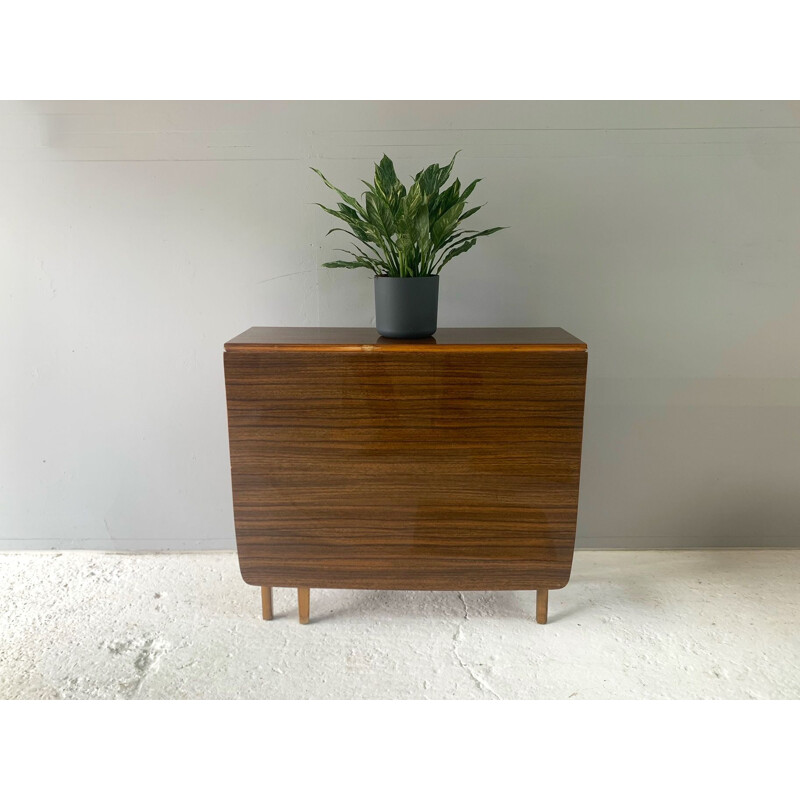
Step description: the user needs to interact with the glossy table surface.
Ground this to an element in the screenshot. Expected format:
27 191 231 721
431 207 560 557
225 326 587 352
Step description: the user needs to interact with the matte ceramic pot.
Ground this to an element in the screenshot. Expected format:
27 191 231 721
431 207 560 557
374 275 439 338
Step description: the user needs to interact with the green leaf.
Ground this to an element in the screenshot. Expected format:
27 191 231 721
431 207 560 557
311 167 366 214
314 203 365 231
428 179 460 227
459 178 481 203
440 226 506 254
401 180 425 223
415 162 441 197
325 228 383 256
434 227 506 271
430 201 465 247
336 203 362 224
436 151 460 190
322 259 377 271
413 206 430 253
374 154 400 196
435 238 477 272
336 242 386 266
365 191 395 238
457 204 483 223
333 249 384 273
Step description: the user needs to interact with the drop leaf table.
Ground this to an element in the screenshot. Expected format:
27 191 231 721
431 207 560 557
224 328 588 624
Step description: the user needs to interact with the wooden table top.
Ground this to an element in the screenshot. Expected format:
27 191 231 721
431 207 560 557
225 327 587 353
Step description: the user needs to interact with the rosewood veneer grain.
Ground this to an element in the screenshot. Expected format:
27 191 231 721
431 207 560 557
224 328 587 624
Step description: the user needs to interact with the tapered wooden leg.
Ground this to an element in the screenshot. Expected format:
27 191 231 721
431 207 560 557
297 587 310 624
536 589 549 624
261 587 273 621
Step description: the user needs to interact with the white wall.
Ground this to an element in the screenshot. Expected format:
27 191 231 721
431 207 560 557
2 101 800 549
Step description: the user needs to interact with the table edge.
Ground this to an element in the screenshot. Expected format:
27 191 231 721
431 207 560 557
225 342 587 353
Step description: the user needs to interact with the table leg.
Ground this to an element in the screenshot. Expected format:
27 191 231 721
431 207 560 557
536 589 548 624
261 587 273 621
298 587 310 624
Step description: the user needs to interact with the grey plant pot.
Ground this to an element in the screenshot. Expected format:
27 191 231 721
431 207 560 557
374 275 439 338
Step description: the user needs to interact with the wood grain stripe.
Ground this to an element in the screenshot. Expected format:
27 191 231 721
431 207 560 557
225 341 587 591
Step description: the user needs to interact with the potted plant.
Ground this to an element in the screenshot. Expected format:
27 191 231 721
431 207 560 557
312 152 505 338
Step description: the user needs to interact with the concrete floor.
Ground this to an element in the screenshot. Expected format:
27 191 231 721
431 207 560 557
1 550 797 700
